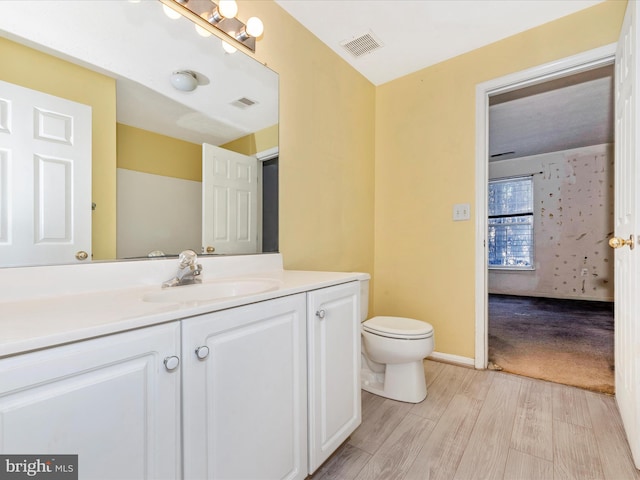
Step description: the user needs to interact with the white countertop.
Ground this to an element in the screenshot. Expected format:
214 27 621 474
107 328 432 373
0 254 368 358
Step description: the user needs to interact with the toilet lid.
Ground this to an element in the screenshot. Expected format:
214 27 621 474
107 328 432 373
363 316 433 339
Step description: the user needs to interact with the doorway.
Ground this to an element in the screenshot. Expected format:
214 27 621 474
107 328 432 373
484 66 615 392
262 156 279 253
474 44 617 373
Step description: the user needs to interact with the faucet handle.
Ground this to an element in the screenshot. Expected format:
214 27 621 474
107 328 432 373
178 249 198 268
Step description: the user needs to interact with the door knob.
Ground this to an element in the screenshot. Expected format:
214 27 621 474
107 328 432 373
609 235 635 250
206 246 215 253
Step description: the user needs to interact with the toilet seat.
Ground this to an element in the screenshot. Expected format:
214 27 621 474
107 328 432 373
363 316 433 340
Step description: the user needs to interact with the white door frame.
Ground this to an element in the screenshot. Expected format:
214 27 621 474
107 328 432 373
474 44 617 369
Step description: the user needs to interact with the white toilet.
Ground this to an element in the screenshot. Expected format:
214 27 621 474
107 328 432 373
359 280 434 403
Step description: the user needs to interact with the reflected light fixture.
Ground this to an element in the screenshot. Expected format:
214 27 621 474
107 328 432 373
164 0 264 52
162 3 182 19
195 14 212 37
195 24 212 37
222 40 237 54
170 71 198 92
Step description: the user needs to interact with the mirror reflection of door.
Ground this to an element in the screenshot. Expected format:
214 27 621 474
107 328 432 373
0 80 91 267
202 143 258 255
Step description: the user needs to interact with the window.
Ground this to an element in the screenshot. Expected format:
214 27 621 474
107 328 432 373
488 176 534 269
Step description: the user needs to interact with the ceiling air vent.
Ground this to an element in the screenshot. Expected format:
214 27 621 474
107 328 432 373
340 31 383 58
231 97 258 109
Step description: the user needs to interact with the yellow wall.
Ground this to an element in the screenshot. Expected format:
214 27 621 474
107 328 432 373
117 124 201 182
0 37 116 260
241 1 376 275
223 124 279 156
374 0 626 358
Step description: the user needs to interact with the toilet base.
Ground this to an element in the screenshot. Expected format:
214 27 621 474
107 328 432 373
361 360 427 403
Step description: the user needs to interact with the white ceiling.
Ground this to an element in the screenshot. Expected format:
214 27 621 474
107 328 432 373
276 0 613 159
274 0 604 86
489 66 614 160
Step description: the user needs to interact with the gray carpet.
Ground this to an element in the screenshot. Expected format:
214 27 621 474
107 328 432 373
488 294 614 394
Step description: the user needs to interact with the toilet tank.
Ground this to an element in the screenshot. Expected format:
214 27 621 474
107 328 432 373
359 279 369 321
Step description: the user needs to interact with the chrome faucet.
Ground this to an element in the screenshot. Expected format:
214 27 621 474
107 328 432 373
162 250 203 288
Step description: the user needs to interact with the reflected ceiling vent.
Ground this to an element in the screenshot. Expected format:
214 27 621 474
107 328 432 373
340 31 383 58
231 97 258 109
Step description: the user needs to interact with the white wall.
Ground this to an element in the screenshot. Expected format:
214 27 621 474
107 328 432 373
116 169 202 259
489 143 613 301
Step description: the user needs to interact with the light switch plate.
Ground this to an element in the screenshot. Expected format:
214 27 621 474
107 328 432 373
453 203 471 221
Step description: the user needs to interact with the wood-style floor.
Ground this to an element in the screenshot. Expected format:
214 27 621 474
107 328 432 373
311 360 640 480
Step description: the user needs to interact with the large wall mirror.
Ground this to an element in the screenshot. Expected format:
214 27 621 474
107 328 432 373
0 0 278 268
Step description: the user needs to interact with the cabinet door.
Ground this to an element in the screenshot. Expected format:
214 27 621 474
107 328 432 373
307 281 361 473
182 294 307 480
0 322 181 480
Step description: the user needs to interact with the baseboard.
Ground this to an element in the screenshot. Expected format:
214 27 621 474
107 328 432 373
428 351 475 368
488 292 613 303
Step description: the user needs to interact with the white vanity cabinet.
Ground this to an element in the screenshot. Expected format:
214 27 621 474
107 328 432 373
0 321 182 480
307 281 361 473
181 294 308 480
0 261 365 479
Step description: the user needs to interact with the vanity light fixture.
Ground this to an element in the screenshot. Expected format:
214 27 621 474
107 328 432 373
170 70 198 92
206 0 238 24
236 16 263 42
162 0 264 52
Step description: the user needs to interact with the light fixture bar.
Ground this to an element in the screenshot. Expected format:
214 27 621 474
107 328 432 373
160 0 259 52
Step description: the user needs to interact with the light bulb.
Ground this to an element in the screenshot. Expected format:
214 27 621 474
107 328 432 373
162 4 181 19
245 17 263 38
222 40 237 54
218 0 238 19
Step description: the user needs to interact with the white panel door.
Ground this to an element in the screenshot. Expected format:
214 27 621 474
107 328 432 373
202 143 258 254
614 0 640 469
182 295 307 480
0 80 91 266
0 322 182 480
307 282 361 474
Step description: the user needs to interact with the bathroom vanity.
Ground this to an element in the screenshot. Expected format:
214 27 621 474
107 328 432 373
0 254 365 479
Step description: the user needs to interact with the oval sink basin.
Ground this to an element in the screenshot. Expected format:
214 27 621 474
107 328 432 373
143 278 281 304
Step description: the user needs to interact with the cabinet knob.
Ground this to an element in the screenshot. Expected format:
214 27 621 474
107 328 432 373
195 346 210 359
206 246 215 253
164 356 180 371
315 309 326 319
75 250 89 261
